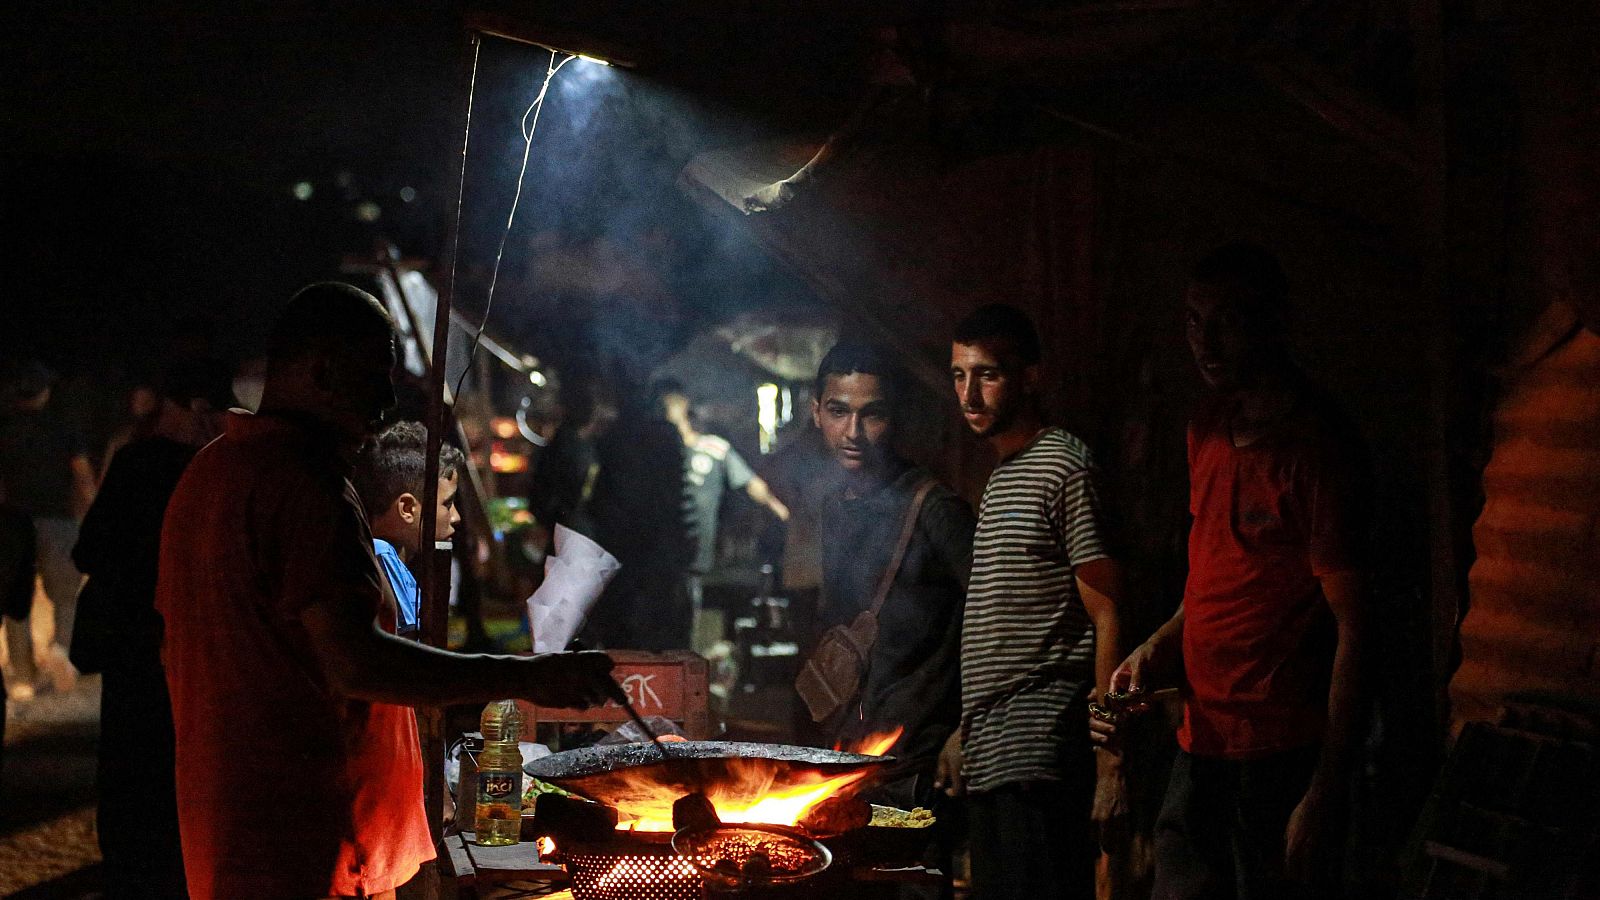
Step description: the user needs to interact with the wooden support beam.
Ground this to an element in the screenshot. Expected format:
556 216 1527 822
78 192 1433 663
413 29 482 900
1250 49 1425 174
463 11 640 67
1407 0 1461 737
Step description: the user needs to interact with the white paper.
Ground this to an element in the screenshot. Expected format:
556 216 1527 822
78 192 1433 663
526 524 621 653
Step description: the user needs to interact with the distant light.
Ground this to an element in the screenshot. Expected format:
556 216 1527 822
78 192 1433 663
577 54 612 67
527 370 548 387
399 186 417 203
356 201 382 223
757 383 780 454
489 449 529 474
490 417 519 440
292 182 314 201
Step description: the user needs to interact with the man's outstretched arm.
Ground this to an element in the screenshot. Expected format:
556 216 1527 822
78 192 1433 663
301 597 614 710
744 475 790 522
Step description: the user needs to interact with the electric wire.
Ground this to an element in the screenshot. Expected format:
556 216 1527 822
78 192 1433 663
453 49 575 402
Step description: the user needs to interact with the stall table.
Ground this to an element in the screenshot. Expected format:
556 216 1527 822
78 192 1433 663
442 833 569 899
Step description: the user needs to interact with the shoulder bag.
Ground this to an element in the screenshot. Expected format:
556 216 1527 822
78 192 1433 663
795 478 936 723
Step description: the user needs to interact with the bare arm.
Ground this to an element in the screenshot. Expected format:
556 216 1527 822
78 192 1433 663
1089 604 1184 750
70 453 97 520
1078 556 1132 837
1310 571 1364 792
301 598 614 709
1285 570 1365 880
745 475 790 522
1121 604 1185 694
1076 557 1127 701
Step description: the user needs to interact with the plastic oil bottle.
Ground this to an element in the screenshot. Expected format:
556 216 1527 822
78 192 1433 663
474 699 524 846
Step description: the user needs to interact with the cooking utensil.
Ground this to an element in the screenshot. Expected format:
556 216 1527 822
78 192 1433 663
604 678 672 764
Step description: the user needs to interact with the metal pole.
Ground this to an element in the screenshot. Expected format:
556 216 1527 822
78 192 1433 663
416 29 481 898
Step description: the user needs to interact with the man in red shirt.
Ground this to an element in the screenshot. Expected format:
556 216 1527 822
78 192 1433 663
1092 245 1367 898
157 283 614 900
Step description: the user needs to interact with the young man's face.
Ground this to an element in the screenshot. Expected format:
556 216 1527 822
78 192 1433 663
812 372 893 474
1184 282 1275 391
951 340 1035 438
433 473 461 543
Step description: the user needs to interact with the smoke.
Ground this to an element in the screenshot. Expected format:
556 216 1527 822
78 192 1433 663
451 36 824 403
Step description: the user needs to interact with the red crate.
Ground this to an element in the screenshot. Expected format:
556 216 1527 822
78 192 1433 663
519 650 710 740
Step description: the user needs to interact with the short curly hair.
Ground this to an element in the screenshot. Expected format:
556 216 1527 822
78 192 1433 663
814 338 902 404
952 304 1042 367
353 421 466 518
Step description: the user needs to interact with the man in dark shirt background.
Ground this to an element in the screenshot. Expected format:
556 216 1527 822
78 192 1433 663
808 340 974 805
0 360 96 701
70 359 232 899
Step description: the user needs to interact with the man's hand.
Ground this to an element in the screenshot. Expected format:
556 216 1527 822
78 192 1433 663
1091 752 1131 852
521 651 616 708
1088 646 1162 751
1110 640 1162 696
933 730 964 797
1284 783 1331 883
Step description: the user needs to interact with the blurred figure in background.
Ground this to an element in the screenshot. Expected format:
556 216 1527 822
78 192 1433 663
529 379 614 540
0 495 36 772
588 380 693 651
70 360 233 899
656 378 790 650
99 381 162 480
0 359 95 702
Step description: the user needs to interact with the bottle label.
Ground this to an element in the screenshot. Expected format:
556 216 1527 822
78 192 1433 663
479 772 521 803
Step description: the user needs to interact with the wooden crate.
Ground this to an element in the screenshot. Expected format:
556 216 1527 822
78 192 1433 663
518 650 711 740
1401 706 1600 899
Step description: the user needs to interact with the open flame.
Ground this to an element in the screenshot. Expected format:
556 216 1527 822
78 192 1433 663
613 727 902 832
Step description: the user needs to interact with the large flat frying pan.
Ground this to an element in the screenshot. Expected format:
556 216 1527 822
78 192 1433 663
525 742 894 818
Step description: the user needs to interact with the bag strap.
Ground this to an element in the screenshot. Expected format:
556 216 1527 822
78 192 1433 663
863 477 937 620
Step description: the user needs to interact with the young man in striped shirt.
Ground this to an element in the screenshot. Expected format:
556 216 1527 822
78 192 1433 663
938 304 1130 900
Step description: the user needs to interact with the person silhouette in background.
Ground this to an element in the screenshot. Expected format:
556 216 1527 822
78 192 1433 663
0 359 96 702
71 360 232 899
657 379 789 650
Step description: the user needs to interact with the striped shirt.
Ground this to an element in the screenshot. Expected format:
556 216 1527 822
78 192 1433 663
960 427 1110 792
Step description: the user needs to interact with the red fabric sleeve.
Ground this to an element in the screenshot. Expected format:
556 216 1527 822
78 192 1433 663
1299 439 1367 578
267 465 385 623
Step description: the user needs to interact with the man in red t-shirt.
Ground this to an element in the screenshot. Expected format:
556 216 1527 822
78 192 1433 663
157 283 615 900
1092 245 1367 899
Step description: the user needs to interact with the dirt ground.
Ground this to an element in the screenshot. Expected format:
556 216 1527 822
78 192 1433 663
1 668 103 899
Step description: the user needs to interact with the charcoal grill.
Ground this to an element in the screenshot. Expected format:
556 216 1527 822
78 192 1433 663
529 742 942 899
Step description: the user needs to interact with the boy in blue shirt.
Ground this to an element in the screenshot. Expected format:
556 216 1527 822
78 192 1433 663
353 421 465 637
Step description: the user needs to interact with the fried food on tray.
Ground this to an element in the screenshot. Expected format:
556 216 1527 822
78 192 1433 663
868 804 936 828
799 795 871 835
522 777 572 809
